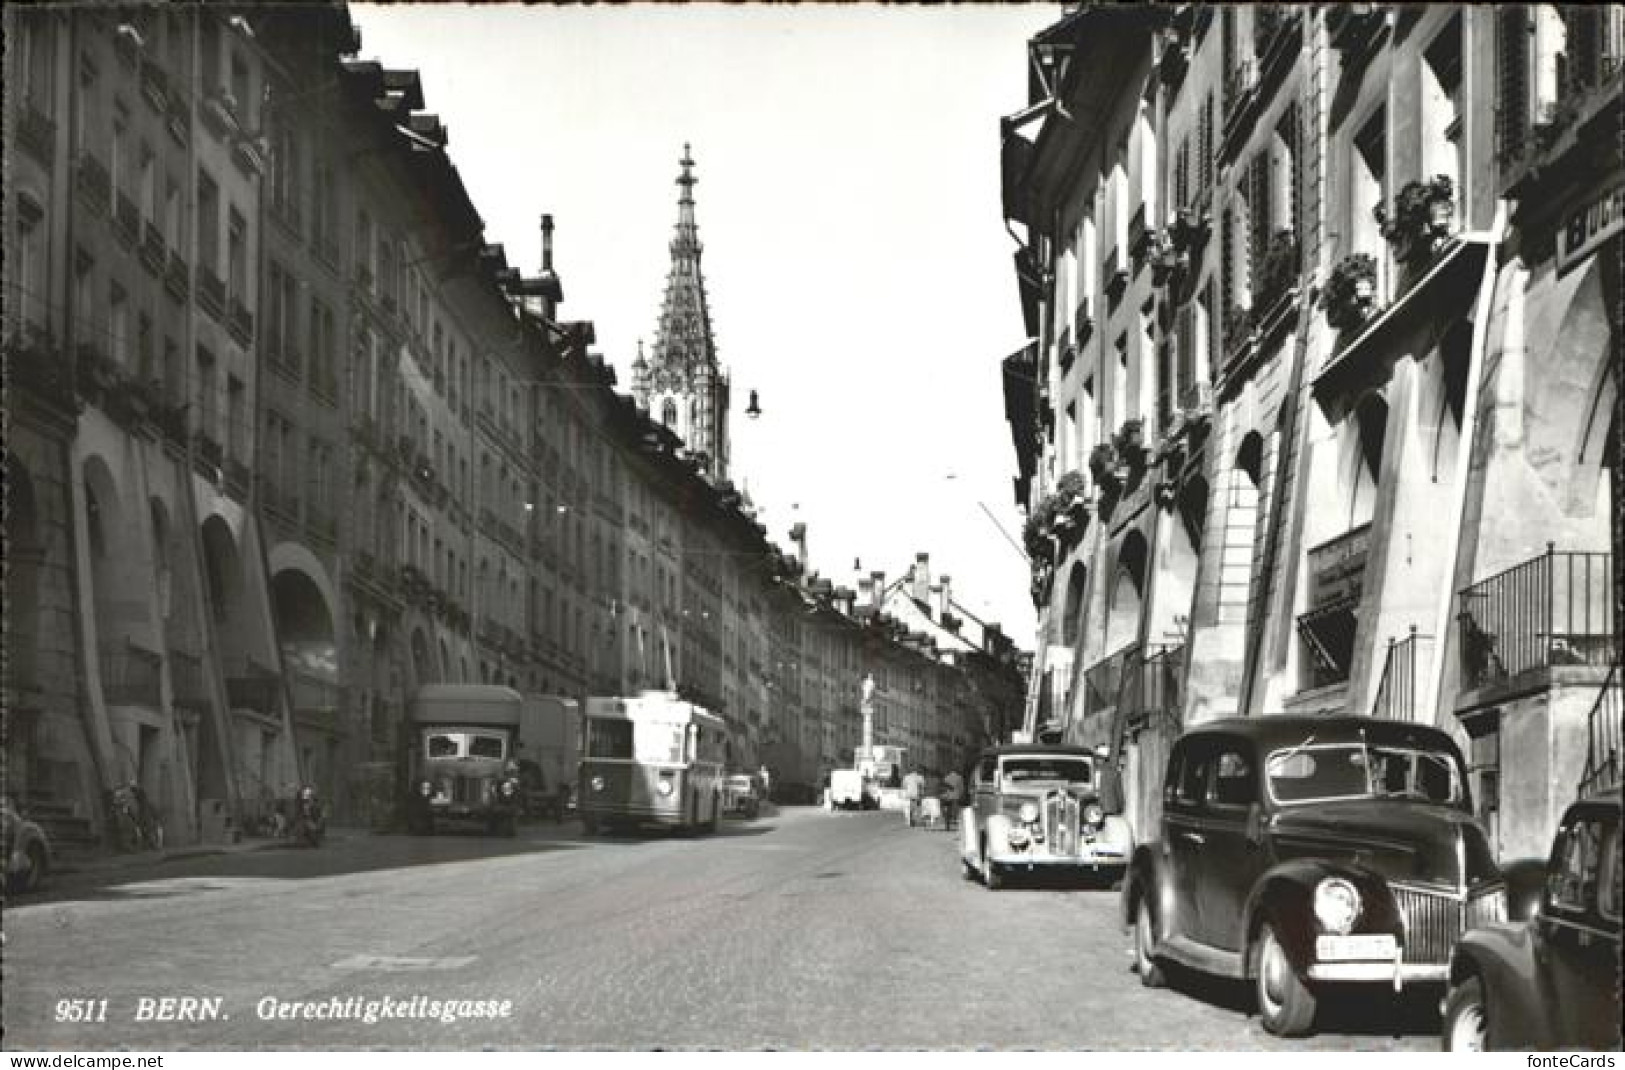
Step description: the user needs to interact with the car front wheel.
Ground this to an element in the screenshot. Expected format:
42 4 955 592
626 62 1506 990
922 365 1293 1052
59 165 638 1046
1255 922 1317 1037
1134 898 1165 987
1442 976 1489 1052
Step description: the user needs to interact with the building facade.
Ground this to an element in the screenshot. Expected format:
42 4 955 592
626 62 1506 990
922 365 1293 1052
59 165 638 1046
4 3 1025 853
1002 4 1619 855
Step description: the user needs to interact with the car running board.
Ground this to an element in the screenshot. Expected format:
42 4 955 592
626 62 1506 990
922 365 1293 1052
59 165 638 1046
1159 934 1248 980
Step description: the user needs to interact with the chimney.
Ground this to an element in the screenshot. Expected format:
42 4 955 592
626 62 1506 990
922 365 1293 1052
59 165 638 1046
540 214 555 272
937 574 952 619
789 522 808 569
870 571 886 609
912 553 930 603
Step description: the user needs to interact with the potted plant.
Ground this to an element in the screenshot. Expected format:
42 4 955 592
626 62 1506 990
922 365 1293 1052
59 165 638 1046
1322 252 1380 332
1089 441 1123 493
1375 175 1454 262
1257 229 1300 311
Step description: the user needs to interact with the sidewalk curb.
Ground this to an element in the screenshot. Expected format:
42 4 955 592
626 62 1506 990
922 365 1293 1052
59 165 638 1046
52 828 370 877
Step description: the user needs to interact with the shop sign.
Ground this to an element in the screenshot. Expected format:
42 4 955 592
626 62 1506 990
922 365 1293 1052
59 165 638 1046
1557 182 1625 273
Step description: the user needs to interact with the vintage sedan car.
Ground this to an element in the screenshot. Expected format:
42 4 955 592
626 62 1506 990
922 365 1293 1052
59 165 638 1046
960 745 1131 889
722 773 761 819
1442 790 1621 1051
2 796 51 894
1122 715 1506 1037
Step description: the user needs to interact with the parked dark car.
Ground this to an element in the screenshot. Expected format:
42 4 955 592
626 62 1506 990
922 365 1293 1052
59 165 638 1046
1442 790 1621 1051
960 745 1131 889
1122 715 1506 1037
2 796 52 893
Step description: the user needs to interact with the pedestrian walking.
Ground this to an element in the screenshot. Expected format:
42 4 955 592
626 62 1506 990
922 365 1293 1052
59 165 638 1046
901 766 926 827
941 768 963 831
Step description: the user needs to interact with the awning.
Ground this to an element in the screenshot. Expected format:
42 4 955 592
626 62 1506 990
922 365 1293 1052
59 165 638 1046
1296 594 1360 677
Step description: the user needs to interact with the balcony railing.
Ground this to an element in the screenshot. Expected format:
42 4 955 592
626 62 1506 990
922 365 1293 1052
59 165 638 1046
226 667 280 717
1084 642 1138 717
101 642 162 707
1119 643 1185 734
290 670 340 713
1578 664 1621 797
1371 629 1433 721
1458 546 1615 692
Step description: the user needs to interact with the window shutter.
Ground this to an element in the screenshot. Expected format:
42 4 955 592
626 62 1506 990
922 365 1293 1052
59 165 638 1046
1497 6 1529 160
1283 101 1303 241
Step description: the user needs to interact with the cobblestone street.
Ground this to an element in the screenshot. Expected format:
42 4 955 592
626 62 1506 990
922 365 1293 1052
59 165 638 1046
5 807 1438 1050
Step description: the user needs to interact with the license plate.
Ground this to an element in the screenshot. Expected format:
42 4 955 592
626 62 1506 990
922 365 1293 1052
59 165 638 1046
1316 933 1397 961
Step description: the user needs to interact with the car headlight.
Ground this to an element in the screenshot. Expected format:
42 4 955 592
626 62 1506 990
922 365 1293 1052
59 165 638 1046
1313 877 1362 935
1083 803 1105 827
590 776 605 792
500 780 516 797
1018 802 1039 824
656 779 674 797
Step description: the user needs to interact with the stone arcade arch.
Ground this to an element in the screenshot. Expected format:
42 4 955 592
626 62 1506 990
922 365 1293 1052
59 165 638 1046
1219 433 1265 624
1348 394 1389 530
1062 563 1088 648
1105 530 1149 655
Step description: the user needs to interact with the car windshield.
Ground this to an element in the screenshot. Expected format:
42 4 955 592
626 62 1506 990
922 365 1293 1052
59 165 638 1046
1266 743 1464 805
1002 758 1093 784
424 731 509 760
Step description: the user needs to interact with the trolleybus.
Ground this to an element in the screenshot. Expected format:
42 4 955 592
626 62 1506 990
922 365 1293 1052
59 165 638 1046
579 691 726 834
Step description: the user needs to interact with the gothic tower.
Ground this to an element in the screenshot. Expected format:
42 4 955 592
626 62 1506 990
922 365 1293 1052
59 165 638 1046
631 144 731 482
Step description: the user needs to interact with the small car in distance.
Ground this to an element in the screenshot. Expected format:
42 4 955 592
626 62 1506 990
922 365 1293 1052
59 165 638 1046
1442 790 1622 1051
960 745 1131 890
2 796 51 894
722 773 762 819
1123 715 1506 1037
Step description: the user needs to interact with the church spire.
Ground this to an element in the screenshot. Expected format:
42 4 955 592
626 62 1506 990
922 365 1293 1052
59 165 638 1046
633 143 731 482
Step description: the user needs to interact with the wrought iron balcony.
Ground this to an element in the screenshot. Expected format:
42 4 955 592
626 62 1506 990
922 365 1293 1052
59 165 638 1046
101 642 162 707
1119 643 1185 734
1458 546 1615 692
290 670 340 713
226 670 280 717
1084 642 1138 717
1578 664 1621 796
1371 629 1433 721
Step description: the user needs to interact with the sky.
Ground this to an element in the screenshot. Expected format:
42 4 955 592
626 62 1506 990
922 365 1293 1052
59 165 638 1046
353 2 1057 643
